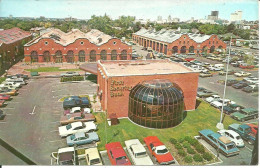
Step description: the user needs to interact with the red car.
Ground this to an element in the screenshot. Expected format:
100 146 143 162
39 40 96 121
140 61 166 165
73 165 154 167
246 123 258 136
105 142 131 165
0 94 11 100
184 58 195 62
239 65 254 69
144 136 175 165
0 100 5 107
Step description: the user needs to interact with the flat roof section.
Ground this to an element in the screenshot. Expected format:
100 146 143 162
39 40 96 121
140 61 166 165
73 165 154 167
79 63 98 75
99 60 195 77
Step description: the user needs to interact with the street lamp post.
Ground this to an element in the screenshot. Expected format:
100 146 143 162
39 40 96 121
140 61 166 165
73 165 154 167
216 37 232 130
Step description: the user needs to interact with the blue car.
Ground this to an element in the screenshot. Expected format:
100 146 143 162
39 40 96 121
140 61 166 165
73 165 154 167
199 129 240 157
66 132 99 146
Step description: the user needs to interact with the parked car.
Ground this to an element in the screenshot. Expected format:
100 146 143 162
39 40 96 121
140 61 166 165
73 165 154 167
217 130 244 147
223 106 235 114
125 139 153 165
14 74 29 80
85 147 103 165
67 132 99 146
228 104 244 111
232 82 248 89
60 72 80 77
55 147 76 165
208 65 221 71
242 85 258 93
1 81 21 88
228 124 256 145
0 94 11 100
234 71 251 77
0 109 6 120
199 129 240 157
219 70 235 76
60 113 95 125
197 87 206 92
231 108 258 122
246 124 258 136
144 136 175 165
63 107 91 116
58 121 97 138
197 90 215 98
239 64 254 69
226 79 239 86
205 95 220 103
105 142 131 165
0 85 18 91
243 76 258 84
199 72 213 78
6 78 27 85
63 96 91 109
0 89 17 96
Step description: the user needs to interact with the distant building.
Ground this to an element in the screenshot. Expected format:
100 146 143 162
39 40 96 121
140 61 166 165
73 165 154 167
0 28 32 72
132 28 226 56
172 18 180 23
230 11 243 23
157 16 162 22
168 15 172 23
24 29 132 63
208 11 219 21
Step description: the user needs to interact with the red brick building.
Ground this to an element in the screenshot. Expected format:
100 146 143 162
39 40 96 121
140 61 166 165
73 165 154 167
0 27 32 72
24 29 132 63
132 28 227 56
93 60 199 119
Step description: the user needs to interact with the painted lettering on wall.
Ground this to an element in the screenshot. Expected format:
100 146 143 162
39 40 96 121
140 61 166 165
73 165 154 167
110 80 132 97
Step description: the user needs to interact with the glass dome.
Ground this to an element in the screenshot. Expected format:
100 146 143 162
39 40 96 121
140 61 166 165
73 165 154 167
128 79 184 129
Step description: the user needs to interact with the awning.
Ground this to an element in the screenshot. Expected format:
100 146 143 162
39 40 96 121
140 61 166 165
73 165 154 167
79 63 98 75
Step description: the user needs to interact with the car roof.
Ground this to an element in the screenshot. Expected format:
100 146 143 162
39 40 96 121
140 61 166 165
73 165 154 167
219 136 232 144
71 107 81 111
58 147 75 153
106 142 126 158
74 132 85 138
125 139 146 153
220 130 240 137
85 147 100 160
71 122 83 128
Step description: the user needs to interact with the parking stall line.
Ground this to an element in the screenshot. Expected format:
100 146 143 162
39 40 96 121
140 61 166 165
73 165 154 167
245 146 253 152
0 121 7 123
50 130 58 133
2 108 15 110
49 139 63 143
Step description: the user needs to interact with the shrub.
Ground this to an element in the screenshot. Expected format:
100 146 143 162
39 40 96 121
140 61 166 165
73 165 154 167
193 154 203 162
195 144 205 154
189 138 199 146
178 137 185 143
184 136 193 142
203 152 213 161
60 76 84 82
184 156 193 163
175 143 183 150
178 149 187 157
187 147 196 154
183 141 190 148
170 138 178 145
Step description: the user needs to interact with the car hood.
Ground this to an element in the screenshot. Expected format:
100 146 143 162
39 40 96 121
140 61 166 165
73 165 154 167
156 152 174 163
88 132 99 141
231 112 245 119
59 126 68 135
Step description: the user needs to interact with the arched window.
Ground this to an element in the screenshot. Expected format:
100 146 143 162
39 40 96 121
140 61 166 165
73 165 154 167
180 46 186 53
54 50 63 63
30 51 38 62
202 46 207 53
210 46 215 53
120 50 127 60
100 50 107 60
43 51 50 62
90 50 96 62
189 46 194 53
66 50 74 63
78 50 85 62
172 46 178 54
218 45 223 49
111 50 117 60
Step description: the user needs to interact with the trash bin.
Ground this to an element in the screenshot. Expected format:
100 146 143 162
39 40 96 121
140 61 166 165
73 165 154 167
30 71 39 76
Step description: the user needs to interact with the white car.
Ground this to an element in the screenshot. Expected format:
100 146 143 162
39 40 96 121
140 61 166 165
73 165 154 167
208 66 221 71
2 81 21 88
205 95 220 103
6 78 26 85
85 147 103 165
218 130 244 147
0 84 17 90
68 107 90 114
234 71 251 77
125 139 153 165
53 147 76 165
58 121 97 137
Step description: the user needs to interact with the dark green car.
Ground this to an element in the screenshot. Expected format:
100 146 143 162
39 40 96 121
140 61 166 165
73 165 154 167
231 108 258 122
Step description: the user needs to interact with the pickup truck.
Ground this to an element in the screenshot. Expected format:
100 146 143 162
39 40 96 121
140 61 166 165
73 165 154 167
228 124 256 145
231 108 258 122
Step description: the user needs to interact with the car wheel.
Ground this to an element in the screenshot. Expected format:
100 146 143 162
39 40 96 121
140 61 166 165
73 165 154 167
92 141 96 144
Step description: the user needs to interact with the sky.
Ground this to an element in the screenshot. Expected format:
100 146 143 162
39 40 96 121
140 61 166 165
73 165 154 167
0 0 258 21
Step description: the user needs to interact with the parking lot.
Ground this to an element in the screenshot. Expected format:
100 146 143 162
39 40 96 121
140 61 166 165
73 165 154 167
0 78 97 164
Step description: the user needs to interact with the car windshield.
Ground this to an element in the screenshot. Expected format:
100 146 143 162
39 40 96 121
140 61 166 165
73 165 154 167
157 148 168 154
236 136 241 140
116 156 127 164
135 152 147 158
66 124 72 130
90 158 101 165
245 127 252 133
70 134 76 140
226 143 236 150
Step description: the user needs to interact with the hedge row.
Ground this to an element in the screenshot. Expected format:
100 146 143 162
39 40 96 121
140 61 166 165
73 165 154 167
60 76 84 82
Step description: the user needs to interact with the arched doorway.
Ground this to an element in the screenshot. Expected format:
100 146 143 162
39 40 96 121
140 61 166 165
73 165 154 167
66 50 74 63
189 46 194 53
90 50 96 62
30 51 38 62
78 50 85 62
43 51 50 62
111 50 117 60
180 46 186 53
54 50 63 63
172 46 178 54
120 50 127 60
202 46 207 53
210 46 215 53
100 50 107 60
